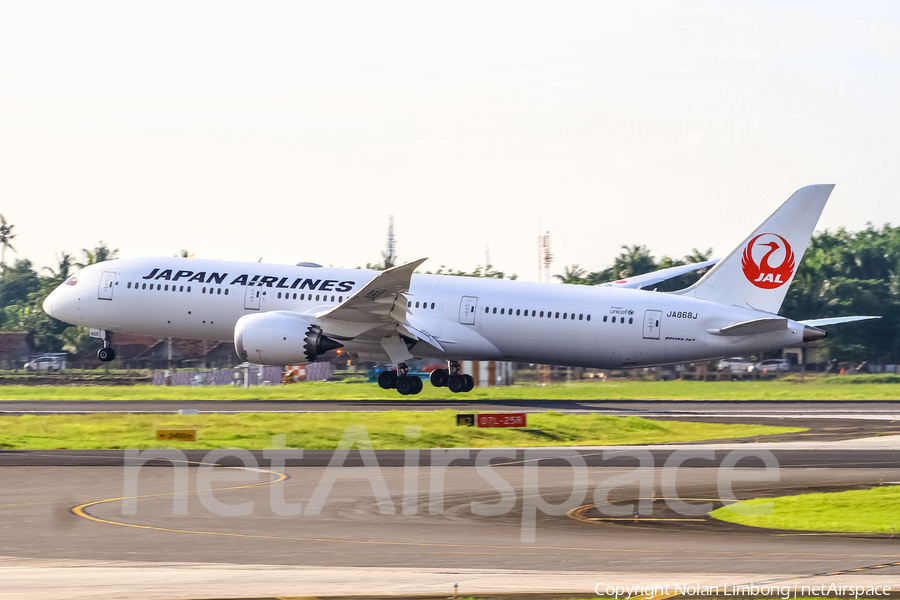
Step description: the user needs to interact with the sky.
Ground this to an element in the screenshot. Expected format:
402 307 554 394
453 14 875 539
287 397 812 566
1 1 899 281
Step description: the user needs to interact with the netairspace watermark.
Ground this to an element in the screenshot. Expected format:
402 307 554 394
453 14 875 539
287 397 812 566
595 583 893 599
123 425 782 542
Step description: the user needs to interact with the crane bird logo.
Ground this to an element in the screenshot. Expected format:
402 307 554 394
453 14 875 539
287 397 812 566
741 233 796 289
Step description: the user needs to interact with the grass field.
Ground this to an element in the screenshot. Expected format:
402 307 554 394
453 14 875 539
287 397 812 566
710 486 900 533
2 379 900 401
0 410 803 449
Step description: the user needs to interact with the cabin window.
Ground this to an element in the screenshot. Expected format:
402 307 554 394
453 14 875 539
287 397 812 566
579 314 583 320
408 301 412 307
603 315 607 322
485 307 489 314
508 308 513 315
587 315 591 321
563 312 567 319
500 308 505 315
415 301 420 308
300 294 305 300
612 316 616 323
127 282 132 289
187 286 191 292
202 287 206 293
516 309 520 316
277 292 282 299
331 295 335 302
339 296 343 302
555 312 559 318
493 307 497 314
627 317 632 324
217 288 221 295
532 310 536 317
431 302 435 309
224 288 228 295
540 311 544 317
316 294 320 301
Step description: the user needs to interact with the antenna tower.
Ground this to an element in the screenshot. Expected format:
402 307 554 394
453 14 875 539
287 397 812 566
386 215 396 268
538 231 553 283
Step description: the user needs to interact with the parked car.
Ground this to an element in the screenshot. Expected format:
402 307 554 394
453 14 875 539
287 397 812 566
24 356 63 372
716 357 756 379
755 358 791 375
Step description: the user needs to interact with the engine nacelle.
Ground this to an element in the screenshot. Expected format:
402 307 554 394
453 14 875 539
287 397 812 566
234 311 343 365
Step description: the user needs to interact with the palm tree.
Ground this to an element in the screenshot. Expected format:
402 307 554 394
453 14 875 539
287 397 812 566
76 242 119 268
554 264 587 284
613 244 656 278
0 214 16 266
43 251 75 281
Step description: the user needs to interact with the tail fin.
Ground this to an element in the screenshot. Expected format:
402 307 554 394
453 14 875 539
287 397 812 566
678 184 834 314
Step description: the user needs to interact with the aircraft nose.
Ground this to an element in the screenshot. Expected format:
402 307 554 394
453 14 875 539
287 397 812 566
43 289 57 319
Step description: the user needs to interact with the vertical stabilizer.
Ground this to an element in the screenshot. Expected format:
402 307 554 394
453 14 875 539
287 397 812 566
678 184 834 314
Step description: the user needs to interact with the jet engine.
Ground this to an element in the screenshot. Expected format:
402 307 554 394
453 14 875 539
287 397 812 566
234 311 343 365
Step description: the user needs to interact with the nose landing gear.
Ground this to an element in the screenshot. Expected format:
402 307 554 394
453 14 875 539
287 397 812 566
97 332 116 362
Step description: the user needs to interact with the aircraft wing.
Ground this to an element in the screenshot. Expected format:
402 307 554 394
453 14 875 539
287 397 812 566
314 258 442 350
596 260 717 289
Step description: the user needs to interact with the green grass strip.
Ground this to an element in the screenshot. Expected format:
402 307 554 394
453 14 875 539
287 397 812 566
710 486 900 534
0 410 802 449
2 380 900 400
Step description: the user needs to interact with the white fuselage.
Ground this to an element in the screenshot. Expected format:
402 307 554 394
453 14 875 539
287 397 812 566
45 257 808 368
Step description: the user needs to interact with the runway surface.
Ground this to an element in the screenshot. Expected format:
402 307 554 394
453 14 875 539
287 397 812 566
2 400 900 599
2 398 899 415
3 441 900 599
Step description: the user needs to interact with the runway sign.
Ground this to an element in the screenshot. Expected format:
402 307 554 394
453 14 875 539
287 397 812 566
476 413 527 428
456 414 475 426
156 429 197 442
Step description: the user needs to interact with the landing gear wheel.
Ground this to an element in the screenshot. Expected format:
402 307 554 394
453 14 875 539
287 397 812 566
430 369 449 387
377 370 398 389
448 374 466 394
97 347 116 362
397 375 420 396
462 374 475 392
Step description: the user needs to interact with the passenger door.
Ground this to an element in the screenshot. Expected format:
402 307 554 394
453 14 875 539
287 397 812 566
643 309 662 340
458 296 478 325
98 271 116 301
244 286 260 310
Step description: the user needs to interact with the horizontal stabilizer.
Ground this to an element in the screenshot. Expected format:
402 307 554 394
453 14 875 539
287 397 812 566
708 318 788 337
597 260 717 289
799 316 881 327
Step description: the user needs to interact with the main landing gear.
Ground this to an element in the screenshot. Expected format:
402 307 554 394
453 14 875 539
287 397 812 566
429 360 474 394
377 360 475 395
97 332 116 362
377 362 423 396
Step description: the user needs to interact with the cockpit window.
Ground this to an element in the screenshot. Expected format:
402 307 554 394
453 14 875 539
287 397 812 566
65 277 78 286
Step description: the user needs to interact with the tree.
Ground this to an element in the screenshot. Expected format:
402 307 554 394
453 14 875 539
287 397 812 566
555 265 588 285
613 245 657 279
426 264 517 280
0 259 40 307
43 251 75 282
0 214 16 266
364 250 396 271
76 242 119 268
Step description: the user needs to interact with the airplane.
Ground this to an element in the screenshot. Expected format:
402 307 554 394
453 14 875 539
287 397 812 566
44 184 878 395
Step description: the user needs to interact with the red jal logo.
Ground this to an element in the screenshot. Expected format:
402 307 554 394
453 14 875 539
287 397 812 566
741 233 795 289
